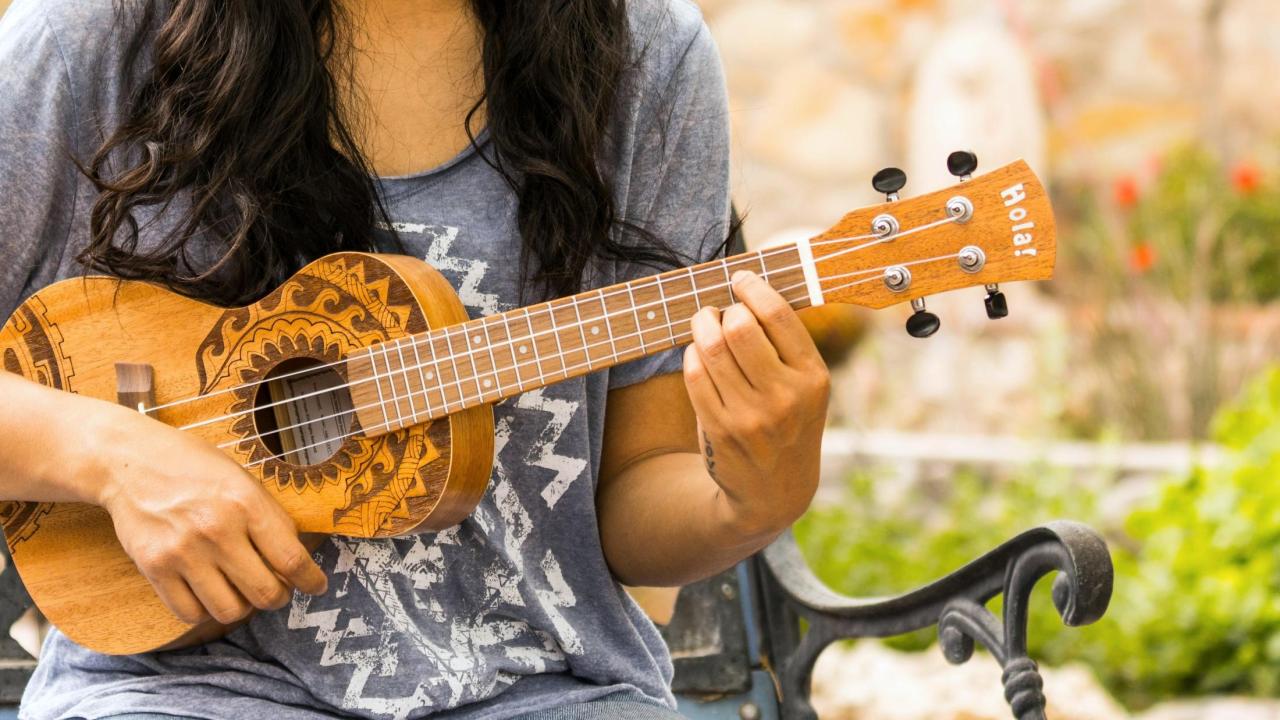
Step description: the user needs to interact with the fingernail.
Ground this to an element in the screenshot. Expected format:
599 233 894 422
731 270 757 284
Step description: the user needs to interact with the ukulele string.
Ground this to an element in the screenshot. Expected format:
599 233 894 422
339 221 947 380
143 242 813 417
174 213 961 433
230 251 962 462
141 222 908 417
228 272 814 451
240 264 937 470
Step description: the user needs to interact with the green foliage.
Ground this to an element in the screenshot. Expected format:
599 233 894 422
795 367 1280 709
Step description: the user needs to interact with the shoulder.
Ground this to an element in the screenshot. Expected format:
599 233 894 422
1 0 142 149
626 0 718 89
2 0 123 54
1 0 137 92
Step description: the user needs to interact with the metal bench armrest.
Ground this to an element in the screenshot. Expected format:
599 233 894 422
757 520 1113 720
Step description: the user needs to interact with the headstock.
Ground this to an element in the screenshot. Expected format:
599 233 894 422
804 153 1056 337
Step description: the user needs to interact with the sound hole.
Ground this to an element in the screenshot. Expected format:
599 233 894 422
252 358 354 466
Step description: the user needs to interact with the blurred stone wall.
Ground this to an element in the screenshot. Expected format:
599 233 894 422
701 0 1280 436
705 0 1280 242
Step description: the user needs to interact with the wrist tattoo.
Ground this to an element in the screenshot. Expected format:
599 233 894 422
703 432 718 480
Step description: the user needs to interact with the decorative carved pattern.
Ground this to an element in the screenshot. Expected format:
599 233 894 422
0 297 72 551
193 255 448 537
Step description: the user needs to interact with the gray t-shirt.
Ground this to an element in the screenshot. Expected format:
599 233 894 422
0 0 731 718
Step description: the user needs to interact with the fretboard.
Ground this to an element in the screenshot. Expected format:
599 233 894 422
347 244 812 437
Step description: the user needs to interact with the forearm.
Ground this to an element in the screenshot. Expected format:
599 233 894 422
0 372 115 504
598 451 785 587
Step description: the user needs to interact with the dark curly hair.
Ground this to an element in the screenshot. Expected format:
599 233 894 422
83 0 686 306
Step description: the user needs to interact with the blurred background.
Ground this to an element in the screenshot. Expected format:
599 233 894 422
697 0 1280 717
2 0 1278 717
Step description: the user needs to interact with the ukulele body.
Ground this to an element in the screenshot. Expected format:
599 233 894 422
0 252 495 655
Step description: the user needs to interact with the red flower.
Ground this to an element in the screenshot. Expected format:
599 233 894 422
1113 175 1141 209
1231 161 1262 195
1128 243 1157 274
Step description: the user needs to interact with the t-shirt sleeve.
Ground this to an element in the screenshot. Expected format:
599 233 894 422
0 1 83 320
607 12 732 391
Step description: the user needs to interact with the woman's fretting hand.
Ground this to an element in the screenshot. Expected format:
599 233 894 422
89 404 329 626
682 270 831 541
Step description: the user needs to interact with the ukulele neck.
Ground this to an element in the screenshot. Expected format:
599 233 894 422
346 243 815 437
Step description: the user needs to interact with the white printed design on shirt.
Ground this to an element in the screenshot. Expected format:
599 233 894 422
285 224 589 719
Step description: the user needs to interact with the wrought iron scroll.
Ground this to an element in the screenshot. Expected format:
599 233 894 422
758 521 1113 720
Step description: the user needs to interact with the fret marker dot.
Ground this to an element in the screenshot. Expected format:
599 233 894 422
426 371 435 380
483 379 493 389
646 311 656 320
591 327 600 335
519 346 529 354
473 335 483 345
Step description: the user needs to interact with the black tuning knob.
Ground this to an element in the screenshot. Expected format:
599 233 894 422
947 151 979 181
872 167 907 200
984 284 1009 320
906 298 940 338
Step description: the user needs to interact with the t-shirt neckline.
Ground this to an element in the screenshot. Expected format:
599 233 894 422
375 127 491 183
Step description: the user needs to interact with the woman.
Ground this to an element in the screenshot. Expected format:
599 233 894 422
0 0 829 718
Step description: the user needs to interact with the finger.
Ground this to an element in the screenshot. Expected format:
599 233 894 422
249 514 328 596
184 567 252 625
149 572 209 625
719 303 784 386
689 307 751 401
731 271 822 368
219 538 294 611
683 345 724 418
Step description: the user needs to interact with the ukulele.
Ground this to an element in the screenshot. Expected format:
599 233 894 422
0 156 1055 654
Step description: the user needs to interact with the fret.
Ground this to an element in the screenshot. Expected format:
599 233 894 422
424 331 455 413
441 327 471 412
570 296 601 369
472 320 502 399
721 259 736 304
485 315 520 395
757 252 771 284
368 347 395 431
726 254 762 293
393 338 422 424
591 292 620 362
698 264 735 309
459 324 486 402
407 337 429 417
545 304 573 379
602 287 641 359
687 267 701 311
761 245 811 309
523 307 548 386
408 335 439 416
655 274 677 344
624 283 647 353
376 340 407 425
666 268 698 323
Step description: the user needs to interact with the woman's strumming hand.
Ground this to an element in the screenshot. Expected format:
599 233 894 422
89 404 328 626
683 270 830 541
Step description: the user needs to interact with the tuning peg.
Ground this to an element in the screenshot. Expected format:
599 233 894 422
984 284 1009 320
906 298 941 338
872 167 907 201
947 151 979 181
